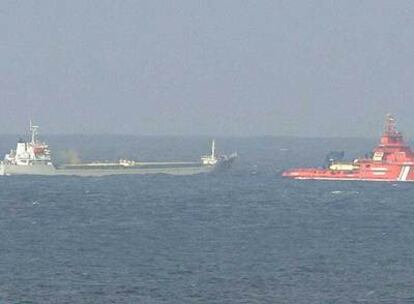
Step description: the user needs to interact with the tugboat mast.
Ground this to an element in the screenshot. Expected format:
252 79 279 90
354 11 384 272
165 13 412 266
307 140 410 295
384 114 398 135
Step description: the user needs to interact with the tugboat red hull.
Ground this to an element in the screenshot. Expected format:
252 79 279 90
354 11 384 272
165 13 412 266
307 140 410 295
283 164 414 182
283 115 414 182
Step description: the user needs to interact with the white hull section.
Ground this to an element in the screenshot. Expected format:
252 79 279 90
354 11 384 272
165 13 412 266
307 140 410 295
0 163 217 177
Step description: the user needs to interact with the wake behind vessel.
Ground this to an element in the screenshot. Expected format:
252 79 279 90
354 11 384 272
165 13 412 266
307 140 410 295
283 115 414 182
0 122 236 176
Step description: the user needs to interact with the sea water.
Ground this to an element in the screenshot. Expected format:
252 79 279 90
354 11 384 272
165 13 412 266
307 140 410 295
0 136 413 303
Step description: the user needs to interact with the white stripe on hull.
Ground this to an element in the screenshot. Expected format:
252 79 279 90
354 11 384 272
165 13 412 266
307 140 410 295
293 177 413 182
398 166 411 181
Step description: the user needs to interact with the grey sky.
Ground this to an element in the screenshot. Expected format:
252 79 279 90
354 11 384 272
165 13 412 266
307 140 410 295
1 0 414 137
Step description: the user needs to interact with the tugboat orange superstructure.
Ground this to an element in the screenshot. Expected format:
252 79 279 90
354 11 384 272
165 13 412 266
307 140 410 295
283 115 414 182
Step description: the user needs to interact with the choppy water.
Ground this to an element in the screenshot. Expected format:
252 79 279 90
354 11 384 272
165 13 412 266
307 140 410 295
0 136 414 303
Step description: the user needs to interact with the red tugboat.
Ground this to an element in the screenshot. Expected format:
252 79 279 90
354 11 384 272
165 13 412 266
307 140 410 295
283 115 414 182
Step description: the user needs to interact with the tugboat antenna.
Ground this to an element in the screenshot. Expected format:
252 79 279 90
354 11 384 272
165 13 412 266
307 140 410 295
385 114 396 134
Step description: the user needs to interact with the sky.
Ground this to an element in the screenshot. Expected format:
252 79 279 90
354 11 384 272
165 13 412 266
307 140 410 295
1 0 414 137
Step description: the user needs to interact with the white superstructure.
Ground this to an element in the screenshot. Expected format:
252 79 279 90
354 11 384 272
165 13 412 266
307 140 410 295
201 140 218 165
4 121 53 166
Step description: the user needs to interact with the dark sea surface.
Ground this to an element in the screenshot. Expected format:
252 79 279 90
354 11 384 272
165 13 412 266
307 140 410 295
0 136 414 303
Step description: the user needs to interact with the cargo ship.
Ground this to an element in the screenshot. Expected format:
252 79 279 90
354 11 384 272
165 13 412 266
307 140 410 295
282 114 414 182
0 122 237 176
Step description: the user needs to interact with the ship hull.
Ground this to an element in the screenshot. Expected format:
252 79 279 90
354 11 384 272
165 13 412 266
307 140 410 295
55 166 214 176
283 163 414 182
2 163 56 176
0 156 236 177
1 163 212 176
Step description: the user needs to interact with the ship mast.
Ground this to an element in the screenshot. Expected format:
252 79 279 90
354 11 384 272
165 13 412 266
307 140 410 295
384 114 397 135
30 120 39 144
